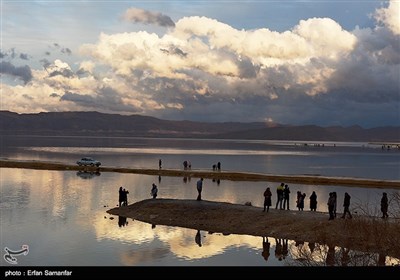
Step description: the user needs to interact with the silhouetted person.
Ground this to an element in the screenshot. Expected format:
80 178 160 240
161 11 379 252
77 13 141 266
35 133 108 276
212 164 216 171
195 230 202 247
118 186 124 207
183 160 188 169
310 191 317 211
298 193 306 211
276 183 284 209
152 224 156 229
328 192 335 220
262 237 270 262
263 187 272 212
283 184 290 210
333 192 337 218
196 178 203 201
122 188 129 206
341 192 352 219
151 183 158 199
159 159 162 169
217 161 221 171
381 192 389 219
118 215 127 227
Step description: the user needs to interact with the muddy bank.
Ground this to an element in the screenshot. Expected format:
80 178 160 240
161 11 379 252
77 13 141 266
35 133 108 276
1 159 399 188
107 199 400 258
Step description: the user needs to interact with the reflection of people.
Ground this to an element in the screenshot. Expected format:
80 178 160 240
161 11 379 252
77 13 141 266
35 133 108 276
381 192 389 219
263 187 272 212
152 224 156 229
308 242 315 253
196 178 203 201
195 230 202 247
378 253 386 266
118 216 127 227
261 237 270 262
341 248 350 266
341 192 352 219
158 175 161 183
282 239 288 259
151 183 158 199
274 238 283 261
326 245 336 266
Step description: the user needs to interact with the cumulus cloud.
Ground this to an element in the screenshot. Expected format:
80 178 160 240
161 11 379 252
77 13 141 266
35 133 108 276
2 2 399 127
375 0 400 35
122 7 175 27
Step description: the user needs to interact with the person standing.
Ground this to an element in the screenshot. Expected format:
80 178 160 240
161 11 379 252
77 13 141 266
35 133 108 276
341 192 352 219
217 161 221 171
263 187 272 212
310 191 317 211
276 183 284 209
196 178 204 201
159 159 162 169
118 186 124 207
283 184 291 210
327 192 335 220
381 192 389 219
151 183 158 199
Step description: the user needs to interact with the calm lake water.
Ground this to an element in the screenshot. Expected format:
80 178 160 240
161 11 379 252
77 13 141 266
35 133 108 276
1 136 399 266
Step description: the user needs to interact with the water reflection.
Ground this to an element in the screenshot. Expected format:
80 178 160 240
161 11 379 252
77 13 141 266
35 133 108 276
2 167 400 266
76 170 101 179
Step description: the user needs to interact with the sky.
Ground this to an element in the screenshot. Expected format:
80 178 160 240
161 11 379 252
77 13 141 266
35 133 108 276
1 0 399 128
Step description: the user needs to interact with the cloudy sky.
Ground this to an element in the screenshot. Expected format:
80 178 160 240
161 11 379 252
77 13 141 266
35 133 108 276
1 0 399 127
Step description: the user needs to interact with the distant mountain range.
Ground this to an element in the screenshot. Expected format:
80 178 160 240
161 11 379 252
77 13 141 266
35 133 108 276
0 110 399 142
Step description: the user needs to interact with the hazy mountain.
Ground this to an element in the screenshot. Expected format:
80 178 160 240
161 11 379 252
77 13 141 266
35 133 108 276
0 111 398 142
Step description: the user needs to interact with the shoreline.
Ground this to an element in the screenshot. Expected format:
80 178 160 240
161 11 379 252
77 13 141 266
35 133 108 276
107 198 400 259
1 159 400 188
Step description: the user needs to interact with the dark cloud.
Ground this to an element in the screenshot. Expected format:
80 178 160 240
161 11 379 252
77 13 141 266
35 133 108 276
45 51 51 56
50 93 60 98
49 68 75 78
19 53 29 60
160 46 187 57
60 87 139 113
0 50 7 58
40 58 51 68
61 48 72 55
122 7 175 27
0 61 32 84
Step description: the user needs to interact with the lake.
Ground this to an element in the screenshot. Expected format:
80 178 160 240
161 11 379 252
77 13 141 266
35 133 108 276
1 136 399 266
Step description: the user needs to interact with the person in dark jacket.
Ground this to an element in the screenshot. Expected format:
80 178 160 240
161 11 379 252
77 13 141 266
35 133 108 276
381 192 389 219
283 184 291 210
263 187 272 212
310 191 317 211
341 192 352 219
327 192 335 220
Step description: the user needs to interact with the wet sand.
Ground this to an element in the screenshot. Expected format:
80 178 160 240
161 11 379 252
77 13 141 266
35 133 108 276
1 159 399 188
107 198 400 259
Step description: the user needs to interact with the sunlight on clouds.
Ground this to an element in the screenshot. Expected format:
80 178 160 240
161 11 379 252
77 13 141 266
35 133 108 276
375 0 400 35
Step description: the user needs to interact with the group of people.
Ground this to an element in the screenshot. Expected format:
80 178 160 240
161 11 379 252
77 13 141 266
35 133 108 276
212 162 221 171
118 187 129 207
263 183 390 219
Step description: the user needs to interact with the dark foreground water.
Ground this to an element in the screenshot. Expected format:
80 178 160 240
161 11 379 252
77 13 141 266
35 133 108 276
1 136 399 266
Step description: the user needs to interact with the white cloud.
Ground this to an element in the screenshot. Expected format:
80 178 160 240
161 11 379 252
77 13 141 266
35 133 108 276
375 0 400 35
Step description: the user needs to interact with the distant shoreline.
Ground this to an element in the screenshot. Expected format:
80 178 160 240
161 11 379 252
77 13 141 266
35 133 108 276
1 159 399 189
